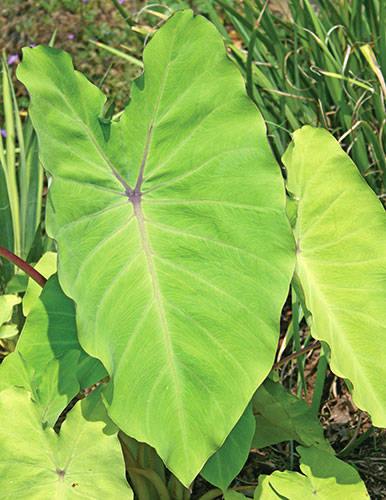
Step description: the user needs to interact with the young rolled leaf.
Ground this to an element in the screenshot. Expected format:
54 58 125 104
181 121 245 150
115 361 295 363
283 125 386 428
17 10 294 485
0 386 133 499
254 445 369 499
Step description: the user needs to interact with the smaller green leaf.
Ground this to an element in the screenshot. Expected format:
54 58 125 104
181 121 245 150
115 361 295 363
0 352 35 393
34 350 80 427
0 385 133 499
254 475 283 500
0 350 80 427
252 378 329 450
254 446 369 499
22 251 57 316
224 491 248 499
298 446 369 497
0 323 18 339
0 293 21 325
284 125 386 427
5 272 28 294
201 402 255 491
15 274 107 388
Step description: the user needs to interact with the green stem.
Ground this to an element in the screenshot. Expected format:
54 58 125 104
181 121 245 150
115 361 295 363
137 442 147 468
311 350 328 414
109 0 136 27
119 435 170 500
292 289 307 397
130 468 172 500
119 437 152 500
0 246 46 287
168 474 191 500
246 28 259 102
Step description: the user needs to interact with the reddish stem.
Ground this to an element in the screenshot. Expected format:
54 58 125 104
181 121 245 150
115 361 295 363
272 341 321 370
0 246 47 288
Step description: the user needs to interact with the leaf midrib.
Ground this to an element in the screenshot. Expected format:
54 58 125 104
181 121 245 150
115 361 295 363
131 199 188 453
125 27 189 460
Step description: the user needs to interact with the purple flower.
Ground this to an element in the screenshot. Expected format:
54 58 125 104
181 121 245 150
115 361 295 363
7 54 19 65
0 130 6 138
118 0 126 3
67 34 74 39
29 44 36 48
82 0 89 2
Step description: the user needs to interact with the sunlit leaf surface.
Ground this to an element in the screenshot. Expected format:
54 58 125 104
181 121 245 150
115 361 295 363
18 10 294 484
284 126 386 427
254 446 369 499
0 386 132 499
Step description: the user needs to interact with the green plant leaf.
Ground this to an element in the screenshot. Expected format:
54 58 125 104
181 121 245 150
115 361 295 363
18 10 294 485
254 446 369 499
0 350 80 427
201 402 255 491
34 351 80 427
23 251 57 316
0 352 35 393
12 274 107 389
0 323 19 339
283 125 386 427
224 491 248 499
0 293 21 325
5 272 28 294
0 385 133 499
0 164 14 287
252 378 330 450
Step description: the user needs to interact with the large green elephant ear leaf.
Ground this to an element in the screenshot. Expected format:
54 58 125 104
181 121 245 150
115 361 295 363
0 385 133 499
17 10 294 485
283 125 386 427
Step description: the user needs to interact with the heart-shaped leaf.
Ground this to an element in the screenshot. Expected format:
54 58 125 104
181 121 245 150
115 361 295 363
0 350 80 428
283 126 386 427
0 385 133 499
18 10 294 484
254 446 369 499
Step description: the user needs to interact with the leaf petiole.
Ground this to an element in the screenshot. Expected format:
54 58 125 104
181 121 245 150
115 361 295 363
0 246 47 288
